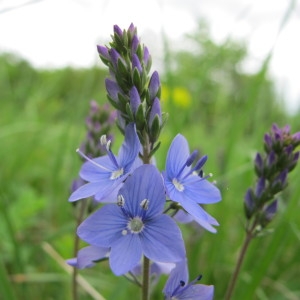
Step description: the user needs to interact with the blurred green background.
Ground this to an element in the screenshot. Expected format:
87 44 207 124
1 24 300 300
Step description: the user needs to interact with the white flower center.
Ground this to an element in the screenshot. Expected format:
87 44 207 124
110 168 124 179
127 217 144 233
172 178 184 191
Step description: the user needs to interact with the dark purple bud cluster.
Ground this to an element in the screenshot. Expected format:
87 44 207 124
244 124 300 229
80 101 116 158
97 24 163 150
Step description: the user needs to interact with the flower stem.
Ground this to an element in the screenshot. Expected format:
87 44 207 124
140 132 152 300
224 229 254 300
142 256 150 300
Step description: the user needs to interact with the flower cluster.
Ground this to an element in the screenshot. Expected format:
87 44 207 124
97 24 163 151
244 124 300 231
68 24 222 299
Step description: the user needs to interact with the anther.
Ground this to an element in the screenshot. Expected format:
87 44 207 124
117 194 125 206
140 199 149 210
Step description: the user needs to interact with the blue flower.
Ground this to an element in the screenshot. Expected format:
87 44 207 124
163 260 214 300
162 134 221 232
77 164 186 275
69 123 141 203
66 245 110 269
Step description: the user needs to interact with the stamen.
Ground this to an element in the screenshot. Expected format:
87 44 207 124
140 199 149 210
117 194 125 206
76 149 111 172
122 229 128 236
186 150 198 166
100 134 107 146
182 155 208 180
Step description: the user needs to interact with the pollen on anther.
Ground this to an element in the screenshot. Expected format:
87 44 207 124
117 194 125 206
122 229 128 235
100 135 107 146
140 199 149 210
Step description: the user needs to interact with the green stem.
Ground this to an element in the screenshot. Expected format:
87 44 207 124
141 131 152 300
142 256 150 300
225 220 257 300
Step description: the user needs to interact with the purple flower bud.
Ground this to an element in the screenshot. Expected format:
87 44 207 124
292 132 300 145
129 86 141 115
109 48 121 69
267 151 276 169
264 133 272 152
105 78 122 103
117 111 126 132
263 200 278 223
131 35 139 53
148 97 162 127
254 153 264 175
113 24 123 37
132 53 142 73
127 23 136 35
148 71 160 102
143 46 150 66
244 188 255 219
97 45 110 60
255 177 265 199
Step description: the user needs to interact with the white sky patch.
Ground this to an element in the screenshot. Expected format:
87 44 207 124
0 0 299 113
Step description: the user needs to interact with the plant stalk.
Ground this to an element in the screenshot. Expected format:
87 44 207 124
225 230 253 300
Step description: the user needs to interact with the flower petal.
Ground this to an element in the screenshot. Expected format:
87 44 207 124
77 204 127 247
163 260 188 297
178 284 214 300
119 164 165 218
184 177 221 204
141 214 186 263
109 234 142 275
117 123 141 171
166 134 190 179
67 245 110 269
179 200 219 233
79 156 114 182
69 182 101 202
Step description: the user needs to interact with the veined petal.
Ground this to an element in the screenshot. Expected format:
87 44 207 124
80 156 115 182
178 285 214 300
117 123 140 170
163 260 188 297
67 245 110 269
166 134 191 179
94 179 123 203
109 234 142 275
180 200 219 233
77 204 127 247
69 182 101 202
141 214 186 263
119 165 165 218
183 177 221 204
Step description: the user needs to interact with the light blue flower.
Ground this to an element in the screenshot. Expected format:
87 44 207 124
162 134 221 232
163 260 214 300
77 164 186 275
69 123 141 203
66 245 110 269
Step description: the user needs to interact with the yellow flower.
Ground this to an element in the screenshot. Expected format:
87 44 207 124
172 87 192 109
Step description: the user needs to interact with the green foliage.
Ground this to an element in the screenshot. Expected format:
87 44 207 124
1 23 300 300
